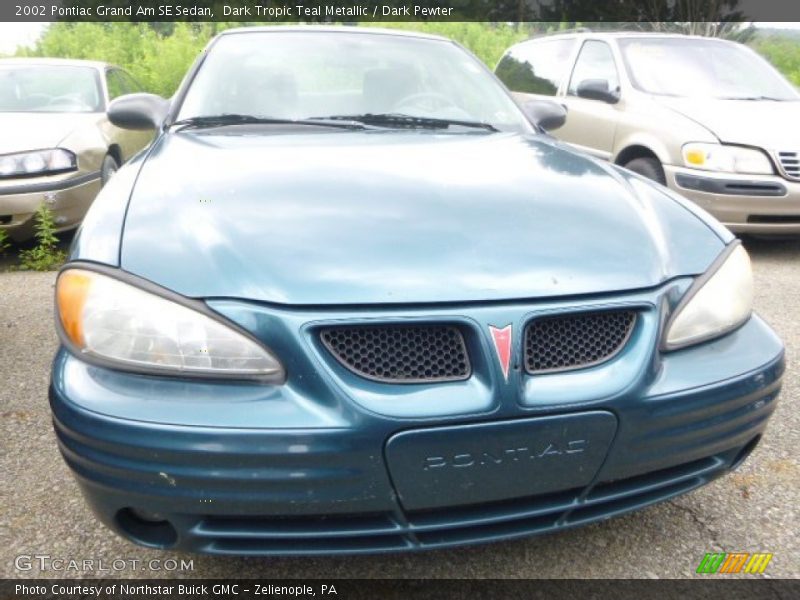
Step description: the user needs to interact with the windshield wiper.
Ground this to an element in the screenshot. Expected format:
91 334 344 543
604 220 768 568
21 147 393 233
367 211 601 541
170 114 369 131
717 95 786 101
315 113 499 132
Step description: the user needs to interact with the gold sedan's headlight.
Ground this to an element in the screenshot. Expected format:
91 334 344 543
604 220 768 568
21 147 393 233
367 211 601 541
0 148 77 178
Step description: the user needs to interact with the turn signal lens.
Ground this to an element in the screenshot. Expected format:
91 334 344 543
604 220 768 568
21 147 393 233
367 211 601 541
684 149 706 166
56 270 92 347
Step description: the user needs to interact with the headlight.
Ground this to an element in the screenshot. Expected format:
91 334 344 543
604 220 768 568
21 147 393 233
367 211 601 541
0 148 77 178
682 143 773 175
663 243 753 350
56 268 285 382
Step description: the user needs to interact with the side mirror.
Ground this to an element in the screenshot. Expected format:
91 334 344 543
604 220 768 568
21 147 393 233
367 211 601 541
576 79 620 104
108 93 169 130
522 99 568 131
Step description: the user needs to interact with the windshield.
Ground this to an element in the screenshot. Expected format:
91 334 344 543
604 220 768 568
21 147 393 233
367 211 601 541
619 37 799 101
0 65 103 112
177 30 530 131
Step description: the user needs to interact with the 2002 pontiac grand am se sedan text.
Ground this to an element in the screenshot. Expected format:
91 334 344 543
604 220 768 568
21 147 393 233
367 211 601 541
50 27 784 555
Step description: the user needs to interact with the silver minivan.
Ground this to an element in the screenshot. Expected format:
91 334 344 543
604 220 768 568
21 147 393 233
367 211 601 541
496 32 800 235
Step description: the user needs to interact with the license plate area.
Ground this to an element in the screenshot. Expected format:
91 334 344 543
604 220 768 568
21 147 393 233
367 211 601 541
385 411 617 510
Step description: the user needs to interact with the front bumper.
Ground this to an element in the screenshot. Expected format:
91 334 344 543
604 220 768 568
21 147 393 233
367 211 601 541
0 172 100 240
665 166 800 234
48 284 785 555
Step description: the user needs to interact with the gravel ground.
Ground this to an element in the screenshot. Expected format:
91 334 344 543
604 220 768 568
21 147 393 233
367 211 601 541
1 237 798 579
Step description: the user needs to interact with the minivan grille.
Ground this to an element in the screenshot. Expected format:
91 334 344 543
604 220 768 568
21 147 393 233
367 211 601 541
777 151 800 181
321 325 470 383
524 310 636 374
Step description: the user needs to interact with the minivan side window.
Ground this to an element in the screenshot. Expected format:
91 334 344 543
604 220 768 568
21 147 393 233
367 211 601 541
496 39 576 96
567 41 619 97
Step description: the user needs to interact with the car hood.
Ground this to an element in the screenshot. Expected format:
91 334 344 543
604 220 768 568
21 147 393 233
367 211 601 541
0 112 100 154
120 131 724 305
656 97 800 150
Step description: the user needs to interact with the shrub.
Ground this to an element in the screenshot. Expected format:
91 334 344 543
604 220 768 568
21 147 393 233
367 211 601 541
0 228 10 255
751 36 800 86
19 22 530 95
19 204 67 271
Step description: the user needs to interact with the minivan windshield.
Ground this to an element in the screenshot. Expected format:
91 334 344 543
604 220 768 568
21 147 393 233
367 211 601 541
0 65 103 112
619 37 800 101
177 30 530 132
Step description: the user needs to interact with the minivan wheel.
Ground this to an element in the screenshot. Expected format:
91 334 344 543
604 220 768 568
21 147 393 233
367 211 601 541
623 157 666 185
101 154 119 185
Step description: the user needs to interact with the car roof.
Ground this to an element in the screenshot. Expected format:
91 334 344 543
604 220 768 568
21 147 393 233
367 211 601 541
521 31 737 44
217 25 451 43
0 57 113 70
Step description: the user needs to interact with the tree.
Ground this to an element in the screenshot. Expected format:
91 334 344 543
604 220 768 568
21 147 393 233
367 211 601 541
536 0 756 41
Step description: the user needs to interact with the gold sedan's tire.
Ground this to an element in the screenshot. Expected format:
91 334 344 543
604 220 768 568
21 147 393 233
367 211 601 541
623 157 666 186
100 154 119 186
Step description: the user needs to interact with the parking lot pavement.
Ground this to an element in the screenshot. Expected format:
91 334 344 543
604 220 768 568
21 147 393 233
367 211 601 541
1 238 798 579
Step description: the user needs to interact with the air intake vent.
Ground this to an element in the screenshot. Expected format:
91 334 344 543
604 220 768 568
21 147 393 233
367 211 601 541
321 325 470 383
777 151 800 181
525 310 636 374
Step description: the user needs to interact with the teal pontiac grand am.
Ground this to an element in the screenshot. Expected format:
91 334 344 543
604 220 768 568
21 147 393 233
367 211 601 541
49 27 783 555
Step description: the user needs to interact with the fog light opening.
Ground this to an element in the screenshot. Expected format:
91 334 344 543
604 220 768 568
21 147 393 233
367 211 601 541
731 435 762 471
115 508 178 548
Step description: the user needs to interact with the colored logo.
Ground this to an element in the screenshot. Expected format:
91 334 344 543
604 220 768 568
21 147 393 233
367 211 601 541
489 325 512 382
696 552 773 574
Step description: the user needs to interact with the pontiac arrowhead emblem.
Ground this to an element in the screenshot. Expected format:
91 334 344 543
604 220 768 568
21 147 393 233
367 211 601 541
489 325 512 382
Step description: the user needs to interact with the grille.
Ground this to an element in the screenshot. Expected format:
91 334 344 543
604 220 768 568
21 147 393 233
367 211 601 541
748 215 800 225
777 151 800 180
320 325 470 383
524 310 636 374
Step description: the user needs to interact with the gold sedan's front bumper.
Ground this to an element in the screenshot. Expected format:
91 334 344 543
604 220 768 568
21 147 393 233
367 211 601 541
0 172 101 241
665 166 800 235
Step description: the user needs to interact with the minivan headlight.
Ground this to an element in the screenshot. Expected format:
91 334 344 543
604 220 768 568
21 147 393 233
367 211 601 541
682 143 773 175
663 243 753 350
56 268 284 382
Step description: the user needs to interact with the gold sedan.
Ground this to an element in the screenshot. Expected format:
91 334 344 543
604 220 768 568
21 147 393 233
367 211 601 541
0 58 153 241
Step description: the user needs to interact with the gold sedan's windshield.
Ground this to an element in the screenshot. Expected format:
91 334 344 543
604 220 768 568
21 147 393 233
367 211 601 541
619 37 800 101
0 65 103 113
178 30 530 132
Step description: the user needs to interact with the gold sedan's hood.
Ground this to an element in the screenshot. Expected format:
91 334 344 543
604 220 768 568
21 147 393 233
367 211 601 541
0 112 102 154
658 97 800 151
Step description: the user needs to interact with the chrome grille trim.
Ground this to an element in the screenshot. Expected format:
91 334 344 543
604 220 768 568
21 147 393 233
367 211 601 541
776 150 800 181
